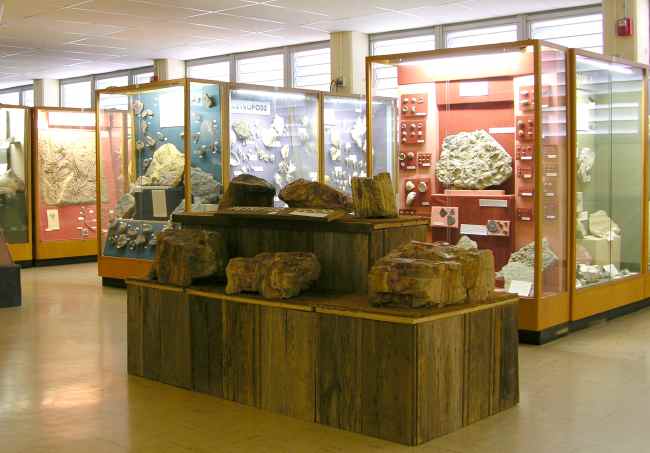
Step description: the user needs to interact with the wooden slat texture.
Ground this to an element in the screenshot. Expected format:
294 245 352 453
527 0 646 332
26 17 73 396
498 304 520 411
159 290 192 389
126 285 144 376
312 232 368 292
142 287 162 380
189 295 224 396
464 309 495 425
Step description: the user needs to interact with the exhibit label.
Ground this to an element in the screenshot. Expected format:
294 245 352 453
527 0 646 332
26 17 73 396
231 100 271 116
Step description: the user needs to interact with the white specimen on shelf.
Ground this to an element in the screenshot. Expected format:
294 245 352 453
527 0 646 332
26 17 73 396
330 145 341 161
232 120 253 142
144 135 156 147
405 191 417 207
435 129 512 189
132 100 144 115
497 239 558 287
255 144 274 163
329 127 341 149
417 181 428 193
577 147 595 183
141 109 153 120
350 116 366 150
0 169 25 198
588 210 621 239
405 180 415 192
456 235 478 250
137 143 185 187
271 115 285 135
280 145 290 160
261 127 281 148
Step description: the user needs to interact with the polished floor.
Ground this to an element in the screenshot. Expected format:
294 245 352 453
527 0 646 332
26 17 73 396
1 263 649 452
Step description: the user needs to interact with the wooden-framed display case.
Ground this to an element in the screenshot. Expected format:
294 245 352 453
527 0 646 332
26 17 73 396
569 49 648 321
33 107 97 262
95 78 225 281
366 40 572 337
0 104 32 263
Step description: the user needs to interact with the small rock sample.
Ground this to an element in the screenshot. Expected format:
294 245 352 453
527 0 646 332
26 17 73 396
588 210 620 238
497 261 534 288
0 169 25 198
232 120 252 141
456 235 478 250
279 179 353 211
577 147 595 183
141 143 185 187
114 193 135 219
351 172 398 218
435 130 512 189
153 229 228 287
219 174 275 210
191 167 222 204
226 252 321 299
368 240 495 308
505 239 558 270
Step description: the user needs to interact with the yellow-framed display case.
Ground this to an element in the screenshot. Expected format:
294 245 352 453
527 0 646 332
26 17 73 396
0 104 32 263
569 49 648 321
96 78 225 280
366 40 572 335
33 107 97 262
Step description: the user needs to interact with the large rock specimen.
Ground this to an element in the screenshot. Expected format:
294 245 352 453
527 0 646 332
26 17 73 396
226 252 321 299
219 174 275 210
152 229 228 287
191 167 221 204
279 179 353 211
114 193 135 219
368 241 494 308
0 169 25 198
577 147 595 183
140 143 185 187
588 210 620 238
496 239 558 288
351 172 398 218
435 130 512 190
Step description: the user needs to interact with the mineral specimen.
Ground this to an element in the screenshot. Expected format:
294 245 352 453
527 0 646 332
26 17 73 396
406 191 416 207
368 240 495 308
497 239 558 287
218 174 275 210
279 179 353 211
405 180 415 192
225 252 321 299
0 169 25 198
140 143 185 187
351 172 398 218
456 235 478 250
152 229 228 287
114 193 135 219
232 120 252 141
588 210 620 238
191 167 221 204
435 130 512 190
577 147 595 183
132 100 144 115
350 117 366 150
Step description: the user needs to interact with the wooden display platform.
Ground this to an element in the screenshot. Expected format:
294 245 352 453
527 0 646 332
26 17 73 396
126 280 519 445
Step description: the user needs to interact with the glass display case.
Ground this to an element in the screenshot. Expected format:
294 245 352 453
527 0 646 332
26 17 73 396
0 105 31 262
227 85 319 202
322 94 397 194
96 78 223 280
33 107 97 261
366 40 571 334
570 50 647 320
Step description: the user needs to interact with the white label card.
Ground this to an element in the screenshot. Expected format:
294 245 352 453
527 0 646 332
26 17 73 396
488 127 516 134
252 166 264 172
289 210 329 218
159 89 184 128
460 224 487 236
152 189 168 218
479 199 508 208
509 280 533 297
45 209 60 231
231 100 271 116
459 81 489 97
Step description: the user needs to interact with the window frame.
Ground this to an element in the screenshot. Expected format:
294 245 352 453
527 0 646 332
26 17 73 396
235 47 288 88
290 41 331 92
186 55 235 82
525 5 603 53
59 76 93 109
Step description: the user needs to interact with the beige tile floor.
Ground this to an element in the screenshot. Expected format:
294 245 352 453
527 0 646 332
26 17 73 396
1 262 650 452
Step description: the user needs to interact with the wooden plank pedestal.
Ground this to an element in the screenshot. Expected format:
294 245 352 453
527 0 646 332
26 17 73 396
127 280 519 446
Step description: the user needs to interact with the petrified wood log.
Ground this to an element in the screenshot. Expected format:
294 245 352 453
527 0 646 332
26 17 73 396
226 252 321 299
219 174 275 210
351 172 397 218
279 179 353 211
368 240 494 308
153 229 228 287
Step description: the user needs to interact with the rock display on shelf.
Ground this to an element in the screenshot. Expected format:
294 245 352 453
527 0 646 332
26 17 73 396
368 240 495 308
0 169 25 198
225 252 321 299
435 129 512 190
218 174 275 210
137 143 185 187
588 210 620 239
577 147 595 183
191 167 221 204
232 120 253 142
152 229 228 287
456 235 478 250
351 172 398 218
497 239 558 289
114 193 136 219
278 179 353 211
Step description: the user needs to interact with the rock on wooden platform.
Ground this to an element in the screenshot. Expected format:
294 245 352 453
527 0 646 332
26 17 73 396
226 252 321 299
351 172 397 218
219 174 275 210
279 179 352 211
153 229 228 287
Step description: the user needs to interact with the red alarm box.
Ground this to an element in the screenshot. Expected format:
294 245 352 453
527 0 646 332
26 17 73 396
617 17 633 36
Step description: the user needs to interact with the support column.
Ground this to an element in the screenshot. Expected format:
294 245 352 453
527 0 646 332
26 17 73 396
330 31 369 95
33 79 59 107
603 0 649 64
153 59 186 81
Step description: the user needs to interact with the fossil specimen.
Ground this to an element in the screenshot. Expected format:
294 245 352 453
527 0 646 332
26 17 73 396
350 116 366 149
138 143 185 187
232 120 252 141
577 147 595 183
132 100 144 115
0 169 25 198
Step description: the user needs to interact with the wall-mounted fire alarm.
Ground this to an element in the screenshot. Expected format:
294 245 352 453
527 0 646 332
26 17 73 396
616 17 633 36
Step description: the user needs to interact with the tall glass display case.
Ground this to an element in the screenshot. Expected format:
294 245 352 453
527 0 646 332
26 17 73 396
0 105 31 263
570 50 647 321
366 40 571 337
227 85 319 203
33 107 97 262
96 78 223 280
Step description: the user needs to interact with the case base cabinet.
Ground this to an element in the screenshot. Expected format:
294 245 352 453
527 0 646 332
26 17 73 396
98 256 153 281
127 281 519 446
35 239 97 263
7 243 32 264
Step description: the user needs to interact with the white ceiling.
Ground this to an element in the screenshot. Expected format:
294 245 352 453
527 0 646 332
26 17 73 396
0 0 595 89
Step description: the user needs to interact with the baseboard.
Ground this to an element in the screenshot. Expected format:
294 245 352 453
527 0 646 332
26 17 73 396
34 256 97 267
102 277 126 288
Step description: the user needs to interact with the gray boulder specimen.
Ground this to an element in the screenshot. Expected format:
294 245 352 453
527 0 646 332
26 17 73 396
497 239 558 287
114 193 135 219
191 167 222 204
435 130 513 189
139 143 185 187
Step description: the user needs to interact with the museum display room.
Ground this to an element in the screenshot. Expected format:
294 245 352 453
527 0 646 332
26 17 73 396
33 107 97 262
0 104 32 263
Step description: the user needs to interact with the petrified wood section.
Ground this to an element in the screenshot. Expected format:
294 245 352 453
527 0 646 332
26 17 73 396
279 179 353 211
351 172 398 218
226 252 321 299
368 241 495 308
219 174 275 210
153 229 228 287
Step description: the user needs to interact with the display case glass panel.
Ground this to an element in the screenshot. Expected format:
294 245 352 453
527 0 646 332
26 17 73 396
368 42 570 300
35 108 97 247
574 55 644 287
372 97 397 179
229 87 318 199
0 107 29 247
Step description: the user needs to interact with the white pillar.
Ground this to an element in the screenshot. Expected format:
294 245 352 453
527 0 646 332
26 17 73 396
603 0 649 64
330 31 369 95
33 79 60 107
153 59 186 81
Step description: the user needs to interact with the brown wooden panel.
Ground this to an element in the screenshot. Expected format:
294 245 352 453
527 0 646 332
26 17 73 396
416 316 465 443
368 230 386 265
498 304 519 411
189 295 209 393
222 301 260 406
382 224 427 258
159 290 192 389
127 285 144 377
313 232 369 293
142 287 161 380
463 309 495 425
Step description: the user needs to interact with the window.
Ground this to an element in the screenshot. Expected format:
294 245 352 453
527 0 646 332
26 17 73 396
530 14 603 53
133 71 154 85
237 53 284 88
292 47 331 91
95 75 129 90
61 80 92 108
95 75 129 110
0 91 20 105
371 33 436 56
188 61 230 82
21 89 33 107
446 24 518 48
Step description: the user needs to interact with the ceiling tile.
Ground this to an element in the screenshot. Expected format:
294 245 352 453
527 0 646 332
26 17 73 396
186 12 285 33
